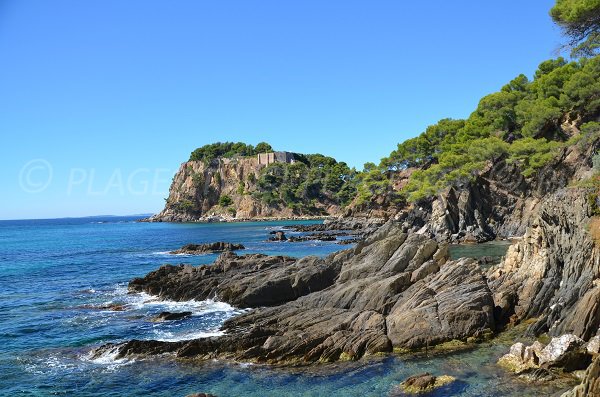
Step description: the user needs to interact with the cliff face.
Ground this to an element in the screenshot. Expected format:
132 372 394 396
488 188 600 338
394 141 599 243
147 157 342 222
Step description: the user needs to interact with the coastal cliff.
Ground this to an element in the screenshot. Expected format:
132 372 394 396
147 157 304 222
146 144 360 222
393 140 599 243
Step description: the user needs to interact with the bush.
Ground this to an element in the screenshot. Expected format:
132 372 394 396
218 195 233 207
507 138 561 177
176 199 195 212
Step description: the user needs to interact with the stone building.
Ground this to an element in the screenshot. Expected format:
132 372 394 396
257 151 296 166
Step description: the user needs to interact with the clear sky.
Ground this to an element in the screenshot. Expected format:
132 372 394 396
1 0 563 220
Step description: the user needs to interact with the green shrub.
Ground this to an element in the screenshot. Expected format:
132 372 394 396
218 195 233 207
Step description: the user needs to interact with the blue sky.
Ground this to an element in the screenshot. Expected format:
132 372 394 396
1 0 563 219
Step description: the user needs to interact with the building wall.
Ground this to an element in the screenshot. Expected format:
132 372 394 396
257 151 295 166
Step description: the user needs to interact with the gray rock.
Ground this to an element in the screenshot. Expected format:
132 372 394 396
538 334 585 367
100 224 497 365
488 188 600 339
561 356 600 397
152 311 192 322
169 242 244 254
588 336 600 355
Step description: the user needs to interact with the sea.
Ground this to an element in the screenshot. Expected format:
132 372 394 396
0 216 570 396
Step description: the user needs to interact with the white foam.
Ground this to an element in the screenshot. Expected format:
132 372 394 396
151 250 197 256
152 329 225 342
82 346 135 369
98 285 246 320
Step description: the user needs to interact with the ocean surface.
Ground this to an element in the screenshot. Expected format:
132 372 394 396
0 216 570 396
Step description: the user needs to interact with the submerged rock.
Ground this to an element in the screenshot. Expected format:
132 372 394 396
169 242 244 255
268 231 287 241
152 311 192 322
78 303 127 311
518 368 555 383
185 393 218 397
392 373 456 395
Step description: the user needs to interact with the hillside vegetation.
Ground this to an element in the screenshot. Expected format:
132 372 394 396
357 55 600 204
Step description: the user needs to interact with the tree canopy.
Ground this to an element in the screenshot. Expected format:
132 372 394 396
253 154 358 213
363 55 600 203
551 0 600 57
189 142 273 163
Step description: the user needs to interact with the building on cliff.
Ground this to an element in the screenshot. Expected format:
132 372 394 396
257 151 296 166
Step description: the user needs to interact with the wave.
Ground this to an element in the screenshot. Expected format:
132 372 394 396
151 329 225 342
97 284 245 317
81 346 135 370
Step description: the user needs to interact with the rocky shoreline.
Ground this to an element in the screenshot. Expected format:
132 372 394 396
93 135 600 395
97 221 497 364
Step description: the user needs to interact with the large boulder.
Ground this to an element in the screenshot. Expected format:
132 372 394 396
499 335 591 375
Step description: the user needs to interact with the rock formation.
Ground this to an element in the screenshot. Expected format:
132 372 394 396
392 373 456 395
169 242 244 255
488 188 600 338
144 155 354 222
152 311 193 322
561 357 600 397
96 222 496 364
393 142 597 243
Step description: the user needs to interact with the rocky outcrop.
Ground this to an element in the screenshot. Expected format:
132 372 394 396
169 242 244 255
97 223 496 364
499 334 591 375
561 356 600 397
487 188 600 338
129 252 340 308
394 142 598 243
145 157 346 222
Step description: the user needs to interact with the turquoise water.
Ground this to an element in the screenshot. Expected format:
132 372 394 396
0 217 568 396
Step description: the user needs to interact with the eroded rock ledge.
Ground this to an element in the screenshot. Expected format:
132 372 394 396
97 222 495 364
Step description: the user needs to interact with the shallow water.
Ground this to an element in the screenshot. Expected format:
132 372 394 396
449 240 512 269
0 217 569 396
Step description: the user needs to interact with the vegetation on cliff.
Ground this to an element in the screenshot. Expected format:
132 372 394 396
253 154 358 212
551 0 600 57
357 54 600 203
189 141 273 163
